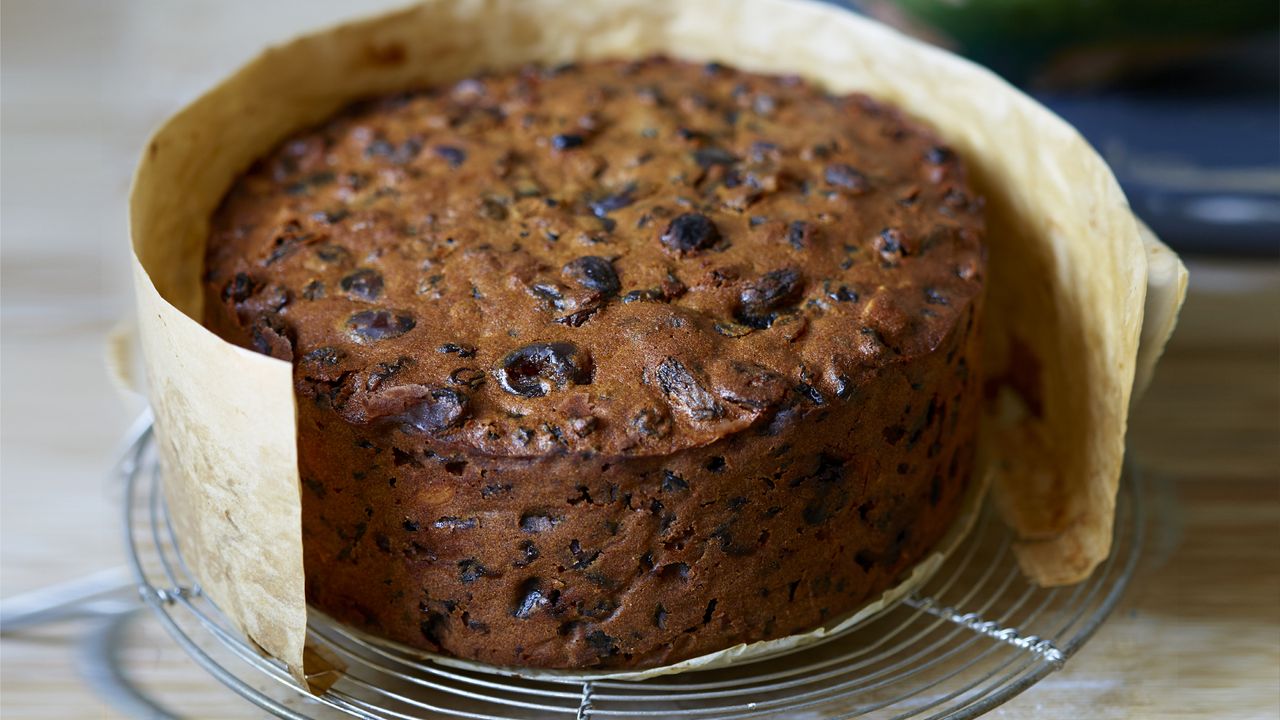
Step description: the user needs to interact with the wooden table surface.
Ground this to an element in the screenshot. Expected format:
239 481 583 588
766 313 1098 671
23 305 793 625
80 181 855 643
2 2 1277 718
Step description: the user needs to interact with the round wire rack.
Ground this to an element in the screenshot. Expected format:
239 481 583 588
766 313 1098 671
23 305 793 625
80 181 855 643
123 421 1143 719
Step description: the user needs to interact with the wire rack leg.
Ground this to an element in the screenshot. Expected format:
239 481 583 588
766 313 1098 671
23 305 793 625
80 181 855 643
79 607 182 720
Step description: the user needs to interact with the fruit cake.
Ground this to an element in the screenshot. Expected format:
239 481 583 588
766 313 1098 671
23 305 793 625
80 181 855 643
202 56 987 670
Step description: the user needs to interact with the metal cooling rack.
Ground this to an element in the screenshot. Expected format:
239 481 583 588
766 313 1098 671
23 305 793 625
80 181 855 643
116 419 1141 719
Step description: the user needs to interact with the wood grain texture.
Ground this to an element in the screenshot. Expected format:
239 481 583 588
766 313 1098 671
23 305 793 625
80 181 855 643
2 1 1277 717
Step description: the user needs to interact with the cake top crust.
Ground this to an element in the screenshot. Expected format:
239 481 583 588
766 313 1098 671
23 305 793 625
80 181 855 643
205 56 985 458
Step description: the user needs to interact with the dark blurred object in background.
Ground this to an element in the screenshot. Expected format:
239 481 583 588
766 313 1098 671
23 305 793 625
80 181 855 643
853 0 1280 257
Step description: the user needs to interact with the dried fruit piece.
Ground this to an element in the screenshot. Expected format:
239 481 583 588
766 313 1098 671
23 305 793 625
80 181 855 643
795 382 825 405
434 145 467 168
419 612 447 646
355 382 470 433
785 221 816 250
551 133 585 150
717 361 787 410
436 516 478 530
801 453 850 525
340 268 384 301
514 540 540 568
875 228 908 263
736 268 804 328
520 512 560 533
346 310 415 343
824 280 858 303
437 343 478 358
622 288 664 304
497 342 593 397
585 629 619 656
660 213 721 254
365 357 410 392
569 539 600 569
588 185 636 217
250 313 293 360
530 283 567 310
301 346 345 368
556 310 599 328
313 244 351 265
458 558 487 583
631 407 671 439
693 147 738 168
569 416 597 437
400 388 469 433
662 470 689 493
513 578 550 618
561 256 620 297
924 146 954 164
222 272 256 304
261 222 312 266
824 163 869 192
654 357 724 421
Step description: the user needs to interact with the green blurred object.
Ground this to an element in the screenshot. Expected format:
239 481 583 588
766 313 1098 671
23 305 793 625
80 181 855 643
865 0 1280 88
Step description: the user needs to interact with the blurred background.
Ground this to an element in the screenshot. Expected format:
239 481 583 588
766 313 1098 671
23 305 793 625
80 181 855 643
857 0 1280 256
1 1 1277 718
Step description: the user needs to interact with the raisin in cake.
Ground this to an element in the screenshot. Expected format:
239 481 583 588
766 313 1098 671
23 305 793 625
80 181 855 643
203 57 986 670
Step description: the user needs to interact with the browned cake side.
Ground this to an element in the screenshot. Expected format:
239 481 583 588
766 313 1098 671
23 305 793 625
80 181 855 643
202 57 986 670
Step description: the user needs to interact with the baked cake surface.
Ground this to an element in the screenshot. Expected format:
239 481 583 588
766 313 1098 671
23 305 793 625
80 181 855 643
203 57 986 669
